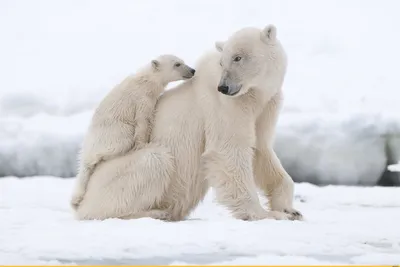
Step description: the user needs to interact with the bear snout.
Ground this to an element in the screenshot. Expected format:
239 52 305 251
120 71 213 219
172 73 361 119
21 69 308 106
183 68 195 79
218 85 229 95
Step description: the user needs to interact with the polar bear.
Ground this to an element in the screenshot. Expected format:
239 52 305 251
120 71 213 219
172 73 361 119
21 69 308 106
70 55 195 211
201 25 302 220
74 24 302 221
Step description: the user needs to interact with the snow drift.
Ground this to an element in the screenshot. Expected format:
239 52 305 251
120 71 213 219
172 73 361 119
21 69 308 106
1 111 400 186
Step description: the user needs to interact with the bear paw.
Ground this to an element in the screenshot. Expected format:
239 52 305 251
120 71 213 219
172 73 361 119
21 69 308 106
149 210 172 221
283 208 304 221
238 210 291 221
264 211 292 220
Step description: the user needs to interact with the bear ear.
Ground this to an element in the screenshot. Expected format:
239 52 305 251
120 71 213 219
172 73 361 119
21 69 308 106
261 24 277 44
151 60 160 70
215 41 224 52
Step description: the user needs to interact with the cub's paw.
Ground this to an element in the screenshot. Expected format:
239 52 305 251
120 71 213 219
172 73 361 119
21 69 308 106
70 193 84 210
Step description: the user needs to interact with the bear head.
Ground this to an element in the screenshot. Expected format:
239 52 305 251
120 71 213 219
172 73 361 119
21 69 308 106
215 25 287 98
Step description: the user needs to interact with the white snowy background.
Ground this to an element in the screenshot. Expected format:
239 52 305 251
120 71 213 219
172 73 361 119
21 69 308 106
1 0 400 265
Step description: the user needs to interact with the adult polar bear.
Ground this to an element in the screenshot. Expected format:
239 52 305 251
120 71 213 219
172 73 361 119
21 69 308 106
75 24 302 221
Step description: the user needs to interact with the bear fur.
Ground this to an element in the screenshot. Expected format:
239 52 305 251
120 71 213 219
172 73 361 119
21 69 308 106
203 25 301 220
70 55 195 211
74 25 302 221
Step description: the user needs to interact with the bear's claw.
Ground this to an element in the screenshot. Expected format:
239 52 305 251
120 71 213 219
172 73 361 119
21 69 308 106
283 208 304 221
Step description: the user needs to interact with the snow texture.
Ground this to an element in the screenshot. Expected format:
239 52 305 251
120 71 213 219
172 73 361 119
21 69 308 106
388 162 400 172
0 113 91 177
0 0 400 184
275 113 400 185
1 177 400 265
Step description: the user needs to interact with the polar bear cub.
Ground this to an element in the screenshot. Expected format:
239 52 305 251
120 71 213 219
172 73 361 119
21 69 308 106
70 55 196 210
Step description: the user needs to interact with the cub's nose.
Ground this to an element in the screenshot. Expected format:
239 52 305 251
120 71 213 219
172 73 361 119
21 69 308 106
190 68 196 75
218 85 229 95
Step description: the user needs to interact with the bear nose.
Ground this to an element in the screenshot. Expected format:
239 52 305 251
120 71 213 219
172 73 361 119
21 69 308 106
218 85 229 95
190 68 196 75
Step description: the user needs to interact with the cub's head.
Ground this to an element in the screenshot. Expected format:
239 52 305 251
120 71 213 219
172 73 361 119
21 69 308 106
151 55 196 84
215 24 287 97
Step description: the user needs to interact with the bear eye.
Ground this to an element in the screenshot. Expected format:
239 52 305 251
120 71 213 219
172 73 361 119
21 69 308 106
174 63 181 67
233 56 242 62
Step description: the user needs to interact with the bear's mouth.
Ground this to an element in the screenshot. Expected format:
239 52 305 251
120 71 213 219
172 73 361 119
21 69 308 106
226 84 242 96
229 90 240 96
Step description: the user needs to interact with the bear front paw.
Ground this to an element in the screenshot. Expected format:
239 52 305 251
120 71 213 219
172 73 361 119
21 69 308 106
236 210 291 221
264 210 292 220
283 208 304 221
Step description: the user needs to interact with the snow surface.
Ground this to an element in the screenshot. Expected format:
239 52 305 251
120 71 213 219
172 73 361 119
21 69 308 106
388 162 400 172
1 177 400 265
1 0 400 183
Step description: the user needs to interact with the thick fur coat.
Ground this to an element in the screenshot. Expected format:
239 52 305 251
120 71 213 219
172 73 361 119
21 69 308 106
74 25 302 221
70 55 195 211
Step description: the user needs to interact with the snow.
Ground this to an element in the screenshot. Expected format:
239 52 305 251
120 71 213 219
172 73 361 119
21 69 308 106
274 113 398 185
1 177 400 265
0 112 90 177
0 1 400 182
1 0 400 116
388 162 400 172
1 111 398 185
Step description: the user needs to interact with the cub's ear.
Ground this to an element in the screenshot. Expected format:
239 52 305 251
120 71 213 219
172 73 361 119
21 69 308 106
151 60 160 70
261 24 277 44
215 41 225 52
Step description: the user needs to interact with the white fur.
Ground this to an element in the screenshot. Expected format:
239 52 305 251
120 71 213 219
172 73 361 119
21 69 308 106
74 25 302 221
206 25 302 220
70 55 194 211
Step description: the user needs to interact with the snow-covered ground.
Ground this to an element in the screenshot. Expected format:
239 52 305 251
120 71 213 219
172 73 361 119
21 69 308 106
1 177 399 265
1 0 400 184
388 162 400 172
